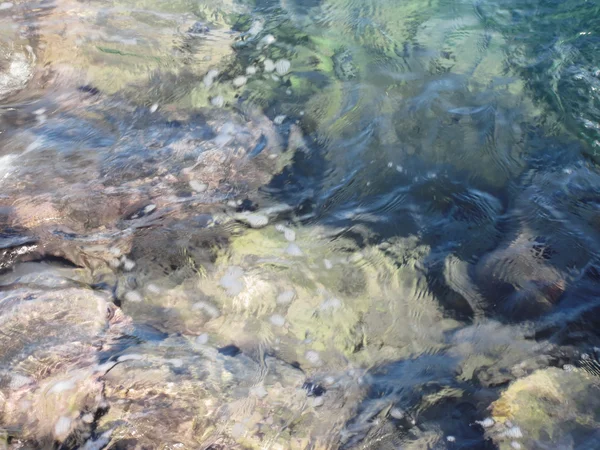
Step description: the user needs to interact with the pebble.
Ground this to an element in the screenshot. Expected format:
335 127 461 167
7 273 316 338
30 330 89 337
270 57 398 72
286 88 292 95
109 246 122 257
236 213 269 228
275 59 291 75
189 180 208 193
150 103 158 113
82 413 94 424
0 2 13 9
54 416 72 440
143 204 156 214
510 442 521 450
196 333 209 345
264 59 275 73
285 243 303 256
390 407 405 419
246 65 257 75
210 95 224 107
203 69 219 88
146 283 161 294
312 397 324 407
121 257 136 271
231 422 245 439
124 290 142 303
475 418 495 428
275 224 296 241
232 75 247 87
49 380 76 394
33 108 46 115
305 350 320 366
277 290 296 305
273 114 286 125
109 258 121 269
284 228 296 242
251 384 268 398
500 426 523 439
220 266 245 296
323 259 333 269
270 314 286 327
260 34 276 46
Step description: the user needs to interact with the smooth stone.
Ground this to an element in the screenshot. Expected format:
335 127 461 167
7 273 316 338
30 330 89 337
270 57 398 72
236 213 269 228
273 115 286 125
275 59 291 75
284 228 296 242
246 65 257 75
305 350 320 366
211 95 224 107
203 69 219 87
220 266 245 296
270 314 286 327
285 243 303 256
189 180 208 193
251 384 268 398
150 103 158 113
121 258 136 271
0 2 13 9
500 427 523 439
390 407 405 419
49 380 76 394
312 397 324 407
260 34 276 46
54 416 72 440
196 333 209 345
146 283 161 294
475 418 495 428
276 290 295 305
124 290 142 302
232 76 247 87
264 59 275 73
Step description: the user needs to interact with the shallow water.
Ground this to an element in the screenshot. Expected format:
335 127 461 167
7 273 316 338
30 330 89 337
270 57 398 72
1 0 600 448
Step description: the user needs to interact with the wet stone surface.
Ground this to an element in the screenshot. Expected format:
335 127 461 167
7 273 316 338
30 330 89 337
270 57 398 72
1 0 600 448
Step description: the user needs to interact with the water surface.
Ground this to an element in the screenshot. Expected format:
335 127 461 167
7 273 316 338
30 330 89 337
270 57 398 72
1 0 600 448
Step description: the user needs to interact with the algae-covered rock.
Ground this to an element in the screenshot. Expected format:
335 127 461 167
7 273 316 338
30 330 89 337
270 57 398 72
489 367 600 449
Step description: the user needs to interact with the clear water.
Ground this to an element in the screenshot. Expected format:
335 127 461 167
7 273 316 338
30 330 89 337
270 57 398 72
1 0 600 448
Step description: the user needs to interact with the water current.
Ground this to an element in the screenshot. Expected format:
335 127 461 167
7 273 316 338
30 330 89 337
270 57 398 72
1 0 600 448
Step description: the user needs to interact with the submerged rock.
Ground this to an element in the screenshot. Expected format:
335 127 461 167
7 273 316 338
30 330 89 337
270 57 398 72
490 368 600 449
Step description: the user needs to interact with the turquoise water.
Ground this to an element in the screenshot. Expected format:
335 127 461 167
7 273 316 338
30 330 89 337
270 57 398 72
1 0 600 448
